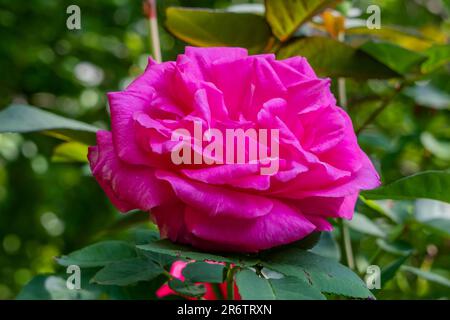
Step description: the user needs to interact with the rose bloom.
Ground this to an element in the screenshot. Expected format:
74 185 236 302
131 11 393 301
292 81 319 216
89 47 380 252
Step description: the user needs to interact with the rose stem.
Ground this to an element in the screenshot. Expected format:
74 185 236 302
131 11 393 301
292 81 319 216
337 30 347 110
336 24 355 270
225 264 236 300
339 219 355 269
211 283 225 300
145 0 162 63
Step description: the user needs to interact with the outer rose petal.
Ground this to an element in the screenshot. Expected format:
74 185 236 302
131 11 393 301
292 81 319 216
181 164 270 191
294 193 359 220
108 90 154 166
182 46 248 80
154 170 274 219
88 130 172 212
184 201 316 252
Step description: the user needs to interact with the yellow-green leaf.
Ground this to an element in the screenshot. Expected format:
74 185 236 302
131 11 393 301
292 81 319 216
362 171 450 203
265 0 340 41
346 26 434 52
277 37 398 79
52 141 89 163
165 7 272 54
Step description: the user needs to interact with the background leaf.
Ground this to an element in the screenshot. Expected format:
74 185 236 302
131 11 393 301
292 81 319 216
235 269 325 300
165 7 271 54
401 266 450 288
346 26 434 52
421 45 450 73
420 132 450 160
277 37 399 79
260 248 374 298
168 278 206 298
91 257 163 286
380 255 411 288
16 275 100 300
346 212 386 238
265 0 340 41
359 41 426 75
52 141 89 163
56 241 137 268
0 105 98 144
310 232 341 260
137 240 258 266
362 171 450 203
182 262 225 284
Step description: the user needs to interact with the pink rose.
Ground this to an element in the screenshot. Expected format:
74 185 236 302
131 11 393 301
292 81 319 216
88 47 380 252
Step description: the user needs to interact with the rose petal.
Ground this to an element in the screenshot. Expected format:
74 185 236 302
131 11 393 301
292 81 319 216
154 170 273 218
88 131 172 212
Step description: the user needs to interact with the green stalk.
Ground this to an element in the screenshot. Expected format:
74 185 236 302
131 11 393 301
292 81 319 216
336 30 355 270
225 265 237 300
339 220 355 269
146 0 162 63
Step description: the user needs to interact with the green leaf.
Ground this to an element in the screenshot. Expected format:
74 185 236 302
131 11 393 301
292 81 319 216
362 171 450 203
56 241 137 268
419 218 450 237
346 26 434 52
346 212 386 238
137 240 258 266
16 275 100 300
310 232 341 260
376 239 414 256
91 257 163 286
401 266 450 288
102 211 153 237
420 132 450 160
235 269 325 300
265 0 340 41
165 7 271 54
380 255 410 288
260 248 373 299
277 37 399 79
134 229 160 246
404 84 450 110
264 232 322 254
421 44 450 73
359 41 426 75
0 105 98 144
168 278 206 298
182 262 225 284
52 141 89 163
415 199 450 236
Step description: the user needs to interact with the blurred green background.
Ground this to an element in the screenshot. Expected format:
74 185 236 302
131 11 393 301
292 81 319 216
0 0 449 299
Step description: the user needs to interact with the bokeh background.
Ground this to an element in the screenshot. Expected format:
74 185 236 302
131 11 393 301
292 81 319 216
0 0 449 299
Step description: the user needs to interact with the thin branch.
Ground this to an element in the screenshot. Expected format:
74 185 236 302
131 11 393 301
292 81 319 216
145 0 162 63
356 82 406 136
339 220 355 269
